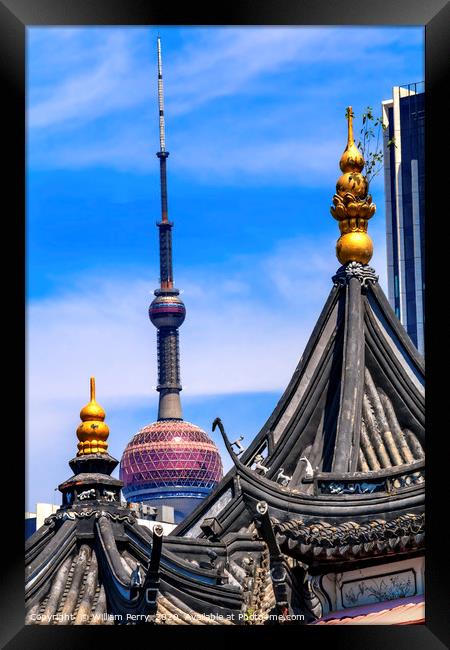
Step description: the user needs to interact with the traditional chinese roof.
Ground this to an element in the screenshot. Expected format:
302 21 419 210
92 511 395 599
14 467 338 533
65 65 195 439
174 109 425 544
25 504 268 625
173 265 425 544
24 375 265 624
25 514 147 626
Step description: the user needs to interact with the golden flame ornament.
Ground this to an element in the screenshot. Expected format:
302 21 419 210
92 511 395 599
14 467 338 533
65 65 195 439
76 377 109 455
330 107 376 265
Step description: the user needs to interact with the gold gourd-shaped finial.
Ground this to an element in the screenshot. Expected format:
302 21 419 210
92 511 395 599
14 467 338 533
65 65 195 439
340 107 364 174
76 377 109 455
330 106 376 265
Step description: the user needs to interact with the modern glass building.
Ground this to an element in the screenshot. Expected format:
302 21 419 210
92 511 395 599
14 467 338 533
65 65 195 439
382 82 425 354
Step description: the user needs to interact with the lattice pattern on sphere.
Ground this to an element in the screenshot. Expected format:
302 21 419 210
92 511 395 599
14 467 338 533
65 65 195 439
120 420 223 490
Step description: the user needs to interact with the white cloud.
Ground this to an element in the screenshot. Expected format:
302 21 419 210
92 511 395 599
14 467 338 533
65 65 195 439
166 26 422 116
166 28 329 115
28 31 150 129
27 255 315 403
30 127 345 186
27 26 423 186
27 236 343 434
27 233 388 438
28 26 422 130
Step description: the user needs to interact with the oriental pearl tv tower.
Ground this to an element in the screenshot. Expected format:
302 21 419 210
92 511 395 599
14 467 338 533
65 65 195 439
120 37 223 523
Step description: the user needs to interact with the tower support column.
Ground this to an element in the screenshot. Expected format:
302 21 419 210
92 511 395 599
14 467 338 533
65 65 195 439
158 389 183 420
156 326 183 420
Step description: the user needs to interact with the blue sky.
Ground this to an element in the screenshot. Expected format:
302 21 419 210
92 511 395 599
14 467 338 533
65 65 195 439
26 26 424 510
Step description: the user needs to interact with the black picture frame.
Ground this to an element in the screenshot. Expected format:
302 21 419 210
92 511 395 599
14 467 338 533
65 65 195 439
2 0 448 647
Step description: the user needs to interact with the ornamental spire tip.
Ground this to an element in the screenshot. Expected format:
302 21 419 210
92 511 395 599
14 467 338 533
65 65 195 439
330 107 376 265
76 376 109 455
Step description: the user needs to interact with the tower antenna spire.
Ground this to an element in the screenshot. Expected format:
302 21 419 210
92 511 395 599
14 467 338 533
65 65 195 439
119 37 223 517
150 36 186 421
157 35 166 154
156 36 170 227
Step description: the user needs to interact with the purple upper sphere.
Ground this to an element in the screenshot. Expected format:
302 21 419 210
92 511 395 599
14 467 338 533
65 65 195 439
149 293 186 329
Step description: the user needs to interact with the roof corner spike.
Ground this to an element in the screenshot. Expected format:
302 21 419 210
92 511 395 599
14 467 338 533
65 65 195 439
212 417 246 468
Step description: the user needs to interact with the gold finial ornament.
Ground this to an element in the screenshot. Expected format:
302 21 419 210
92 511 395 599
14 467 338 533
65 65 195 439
76 377 109 455
330 107 376 265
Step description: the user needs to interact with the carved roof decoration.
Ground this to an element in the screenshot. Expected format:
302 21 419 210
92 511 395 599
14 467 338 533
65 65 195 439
272 512 425 562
